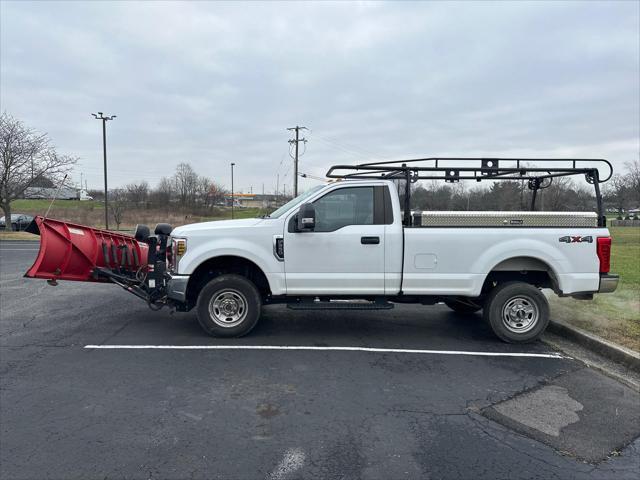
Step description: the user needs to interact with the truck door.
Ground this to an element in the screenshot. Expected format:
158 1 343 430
283 185 386 295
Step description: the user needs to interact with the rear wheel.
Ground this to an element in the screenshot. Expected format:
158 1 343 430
483 282 549 343
196 274 261 337
11 223 18 231
444 299 482 314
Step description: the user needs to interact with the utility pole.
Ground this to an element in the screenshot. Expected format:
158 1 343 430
287 125 307 197
230 162 235 219
92 112 116 229
276 173 279 202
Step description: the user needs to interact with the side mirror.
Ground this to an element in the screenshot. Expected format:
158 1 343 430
296 203 316 231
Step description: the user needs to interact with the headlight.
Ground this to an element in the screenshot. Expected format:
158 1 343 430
170 238 187 273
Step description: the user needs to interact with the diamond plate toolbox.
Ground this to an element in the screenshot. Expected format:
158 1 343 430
416 211 598 227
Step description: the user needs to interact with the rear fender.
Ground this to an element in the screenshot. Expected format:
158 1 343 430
471 239 566 295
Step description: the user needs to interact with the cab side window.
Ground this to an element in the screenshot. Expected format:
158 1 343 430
313 187 374 232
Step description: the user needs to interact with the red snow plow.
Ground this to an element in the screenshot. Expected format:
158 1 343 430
25 216 174 309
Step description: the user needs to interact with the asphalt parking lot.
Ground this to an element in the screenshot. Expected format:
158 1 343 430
1 240 639 480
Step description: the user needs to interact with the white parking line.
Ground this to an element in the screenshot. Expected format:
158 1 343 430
83 344 567 359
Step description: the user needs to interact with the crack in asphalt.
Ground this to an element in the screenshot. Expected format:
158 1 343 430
467 412 574 473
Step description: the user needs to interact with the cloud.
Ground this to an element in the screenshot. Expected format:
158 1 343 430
1 0 638 193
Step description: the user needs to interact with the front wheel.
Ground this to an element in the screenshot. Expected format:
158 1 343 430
483 282 549 343
196 274 262 337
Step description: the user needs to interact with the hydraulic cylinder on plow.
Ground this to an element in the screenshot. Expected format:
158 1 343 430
24 216 173 309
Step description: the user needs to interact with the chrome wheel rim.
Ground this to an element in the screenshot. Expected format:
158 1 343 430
501 295 539 333
208 289 248 327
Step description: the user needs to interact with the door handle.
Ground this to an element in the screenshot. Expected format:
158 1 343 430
361 236 380 245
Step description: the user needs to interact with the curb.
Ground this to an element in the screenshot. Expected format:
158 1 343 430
548 320 640 372
0 238 39 241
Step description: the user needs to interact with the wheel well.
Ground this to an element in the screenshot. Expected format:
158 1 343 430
481 256 558 294
186 256 271 306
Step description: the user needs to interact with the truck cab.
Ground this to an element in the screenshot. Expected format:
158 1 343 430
167 180 399 301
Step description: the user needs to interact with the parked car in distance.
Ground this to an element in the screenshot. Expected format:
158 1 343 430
0 214 35 231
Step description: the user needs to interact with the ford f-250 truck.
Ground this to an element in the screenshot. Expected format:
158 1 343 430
25 158 619 343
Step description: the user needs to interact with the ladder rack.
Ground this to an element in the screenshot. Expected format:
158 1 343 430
325 157 613 227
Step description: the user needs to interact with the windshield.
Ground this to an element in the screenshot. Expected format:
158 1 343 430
267 184 325 218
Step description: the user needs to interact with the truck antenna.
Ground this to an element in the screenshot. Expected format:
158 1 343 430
44 174 69 220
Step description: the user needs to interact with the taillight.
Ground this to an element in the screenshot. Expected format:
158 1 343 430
597 237 611 273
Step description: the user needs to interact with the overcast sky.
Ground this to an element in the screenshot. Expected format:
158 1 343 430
1 1 638 194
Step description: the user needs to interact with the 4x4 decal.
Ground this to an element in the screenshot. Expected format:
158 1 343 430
559 235 593 243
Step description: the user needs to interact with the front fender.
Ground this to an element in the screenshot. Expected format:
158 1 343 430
180 238 279 275
177 237 286 295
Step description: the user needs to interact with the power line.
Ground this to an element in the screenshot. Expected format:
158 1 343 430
307 130 387 163
287 125 307 196
298 171 325 182
275 153 287 176
281 160 293 180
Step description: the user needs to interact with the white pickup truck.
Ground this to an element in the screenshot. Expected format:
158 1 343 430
164 160 618 343
25 158 619 343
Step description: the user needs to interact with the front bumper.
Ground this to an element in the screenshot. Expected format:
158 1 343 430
167 274 190 302
598 273 619 293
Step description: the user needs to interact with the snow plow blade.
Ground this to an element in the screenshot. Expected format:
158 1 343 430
24 216 149 283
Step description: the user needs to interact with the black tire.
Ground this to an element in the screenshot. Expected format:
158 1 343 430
196 274 261 337
444 299 482 314
11 223 18 231
483 282 549 343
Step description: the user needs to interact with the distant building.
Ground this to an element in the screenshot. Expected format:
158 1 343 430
30 174 55 188
224 193 290 209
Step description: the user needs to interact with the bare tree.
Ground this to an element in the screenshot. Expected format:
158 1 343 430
150 177 174 206
173 163 199 207
0 112 76 219
208 181 226 206
192 176 226 209
542 177 573 211
110 188 127 230
125 181 149 205
626 159 640 207
605 174 630 218
401 176 601 213
196 176 213 209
